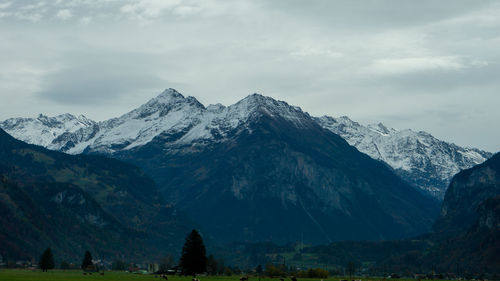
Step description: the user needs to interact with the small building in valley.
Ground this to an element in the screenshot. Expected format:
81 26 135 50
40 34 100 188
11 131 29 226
148 263 159 273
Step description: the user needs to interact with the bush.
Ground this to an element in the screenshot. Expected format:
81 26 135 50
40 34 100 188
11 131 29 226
297 268 329 278
60 261 70 270
265 264 286 277
112 260 128 271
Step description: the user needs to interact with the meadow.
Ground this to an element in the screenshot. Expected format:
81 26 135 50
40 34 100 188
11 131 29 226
0 270 423 281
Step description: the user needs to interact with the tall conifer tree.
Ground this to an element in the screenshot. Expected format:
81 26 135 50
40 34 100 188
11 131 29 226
179 229 207 275
39 247 55 272
81 250 93 270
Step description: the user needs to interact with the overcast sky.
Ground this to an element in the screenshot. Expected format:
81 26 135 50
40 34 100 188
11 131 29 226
0 0 499 151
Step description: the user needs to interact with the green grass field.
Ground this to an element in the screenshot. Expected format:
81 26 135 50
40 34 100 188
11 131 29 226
0 270 428 281
0 270 152 281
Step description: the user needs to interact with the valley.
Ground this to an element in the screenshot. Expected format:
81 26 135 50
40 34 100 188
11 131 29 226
0 90 498 277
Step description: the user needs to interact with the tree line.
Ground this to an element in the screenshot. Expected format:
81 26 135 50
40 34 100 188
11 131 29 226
39 248 95 271
37 229 211 274
36 229 330 278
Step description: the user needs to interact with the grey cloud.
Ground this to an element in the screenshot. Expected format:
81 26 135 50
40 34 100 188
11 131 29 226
263 0 499 30
358 61 499 93
37 53 168 105
0 0 499 152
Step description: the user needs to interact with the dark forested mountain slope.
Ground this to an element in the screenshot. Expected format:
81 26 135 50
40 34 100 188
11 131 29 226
0 129 191 261
194 148 500 274
116 94 439 244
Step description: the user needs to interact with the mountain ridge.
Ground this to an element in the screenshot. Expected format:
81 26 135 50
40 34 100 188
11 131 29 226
118 104 439 243
316 115 491 199
1 89 472 246
0 88 492 200
0 89 491 200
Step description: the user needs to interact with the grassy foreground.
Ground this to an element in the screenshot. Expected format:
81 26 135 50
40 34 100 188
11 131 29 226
0 269 430 281
0 270 426 281
0 270 154 281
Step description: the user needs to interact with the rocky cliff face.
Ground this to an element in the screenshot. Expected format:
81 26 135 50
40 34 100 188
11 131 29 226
476 195 500 230
423 165 500 274
434 152 500 236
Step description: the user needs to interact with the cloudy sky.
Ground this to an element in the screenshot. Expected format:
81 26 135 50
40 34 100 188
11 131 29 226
0 0 499 151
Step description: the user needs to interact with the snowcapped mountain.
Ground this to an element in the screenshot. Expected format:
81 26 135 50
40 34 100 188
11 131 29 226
315 116 492 199
0 113 95 148
0 89 491 200
61 89 207 154
2 89 310 155
106 90 439 243
0 89 443 243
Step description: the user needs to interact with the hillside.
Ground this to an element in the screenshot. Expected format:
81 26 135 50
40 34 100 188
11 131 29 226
0 128 192 261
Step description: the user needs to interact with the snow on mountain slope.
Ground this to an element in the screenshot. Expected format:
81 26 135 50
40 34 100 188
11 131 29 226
315 116 492 199
2 89 309 155
85 90 308 154
0 113 95 148
0 89 491 199
76 89 207 154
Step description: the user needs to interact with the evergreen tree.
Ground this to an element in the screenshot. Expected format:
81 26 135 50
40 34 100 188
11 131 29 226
81 250 93 270
112 260 128 271
60 260 70 270
39 248 55 272
346 261 356 278
206 255 218 275
216 258 225 275
179 229 207 275
256 264 263 275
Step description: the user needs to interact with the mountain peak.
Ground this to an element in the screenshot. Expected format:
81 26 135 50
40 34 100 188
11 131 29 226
147 88 186 105
320 115 361 128
236 93 303 113
34 113 95 127
207 103 226 112
159 88 183 98
228 93 311 127
246 92 266 99
239 93 274 105
143 88 203 107
129 89 205 120
367 122 394 136
154 88 203 108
